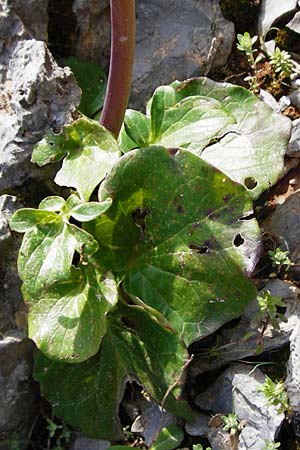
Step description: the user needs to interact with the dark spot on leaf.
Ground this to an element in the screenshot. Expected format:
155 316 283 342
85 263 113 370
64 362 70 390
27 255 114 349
49 141 55 147
244 177 257 190
177 205 185 214
189 243 209 254
192 222 200 228
207 209 220 220
168 147 179 157
233 234 244 247
132 207 149 232
223 195 231 203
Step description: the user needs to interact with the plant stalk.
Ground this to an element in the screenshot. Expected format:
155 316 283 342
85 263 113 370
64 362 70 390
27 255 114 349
100 0 136 138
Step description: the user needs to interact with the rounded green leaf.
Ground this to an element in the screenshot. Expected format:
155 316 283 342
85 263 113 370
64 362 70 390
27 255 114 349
89 146 260 346
70 199 113 222
39 196 66 212
9 209 57 232
151 424 184 450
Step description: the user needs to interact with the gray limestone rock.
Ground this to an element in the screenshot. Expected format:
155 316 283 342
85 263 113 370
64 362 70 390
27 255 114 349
0 2 81 192
131 402 175 447
185 412 209 438
72 0 110 66
257 0 298 35
286 118 300 157
0 337 37 450
70 436 110 450
190 279 300 376
287 11 300 34
0 195 26 338
195 364 285 450
8 0 49 41
130 0 235 110
263 192 300 277
286 323 300 437
71 0 235 110
289 89 300 111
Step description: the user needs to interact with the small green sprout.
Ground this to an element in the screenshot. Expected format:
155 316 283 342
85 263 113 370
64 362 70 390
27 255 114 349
256 290 286 330
269 47 293 78
192 445 212 450
259 375 289 413
262 440 281 449
236 32 262 92
268 247 293 271
222 413 239 435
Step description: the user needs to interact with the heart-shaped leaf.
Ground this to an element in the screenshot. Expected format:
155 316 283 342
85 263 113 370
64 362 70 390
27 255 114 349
32 118 120 201
119 78 291 199
87 146 260 346
34 304 192 439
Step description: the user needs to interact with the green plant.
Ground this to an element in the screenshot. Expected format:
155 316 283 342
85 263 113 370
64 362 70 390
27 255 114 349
192 444 212 450
236 32 261 92
259 375 289 413
9 1 292 442
262 440 281 450
268 247 294 271
269 47 293 78
256 290 287 330
46 418 72 450
221 413 239 435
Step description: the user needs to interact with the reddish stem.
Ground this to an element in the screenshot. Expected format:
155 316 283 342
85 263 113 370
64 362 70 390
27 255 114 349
100 0 136 138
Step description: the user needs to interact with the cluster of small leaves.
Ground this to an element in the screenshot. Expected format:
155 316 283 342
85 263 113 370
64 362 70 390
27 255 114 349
256 290 286 330
46 418 72 450
221 413 240 435
269 48 293 78
268 247 294 271
10 77 292 440
259 375 290 413
262 441 281 450
192 445 212 450
236 32 261 92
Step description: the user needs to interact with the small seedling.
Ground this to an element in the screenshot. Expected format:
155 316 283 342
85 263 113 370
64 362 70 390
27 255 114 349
256 290 286 331
46 418 72 450
237 32 261 92
269 47 293 78
262 440 281 450
259 375 289 413
221 413 240 435
192 445 212 450
268 247 294 271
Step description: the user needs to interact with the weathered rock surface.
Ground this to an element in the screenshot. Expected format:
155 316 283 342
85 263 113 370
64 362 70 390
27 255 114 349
185 412 209 437
0 1 81 192
70 436 110 450
195 364 285 450
286 118 300 157
130 0 235 109
0 338 37 450
190 279 300 376
286 322 300 436
257 0 298 35
72 0 110 65
287 10 300 33
0 195 25 337
8 0 49 41
131 402 175 447
263 191 300 277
